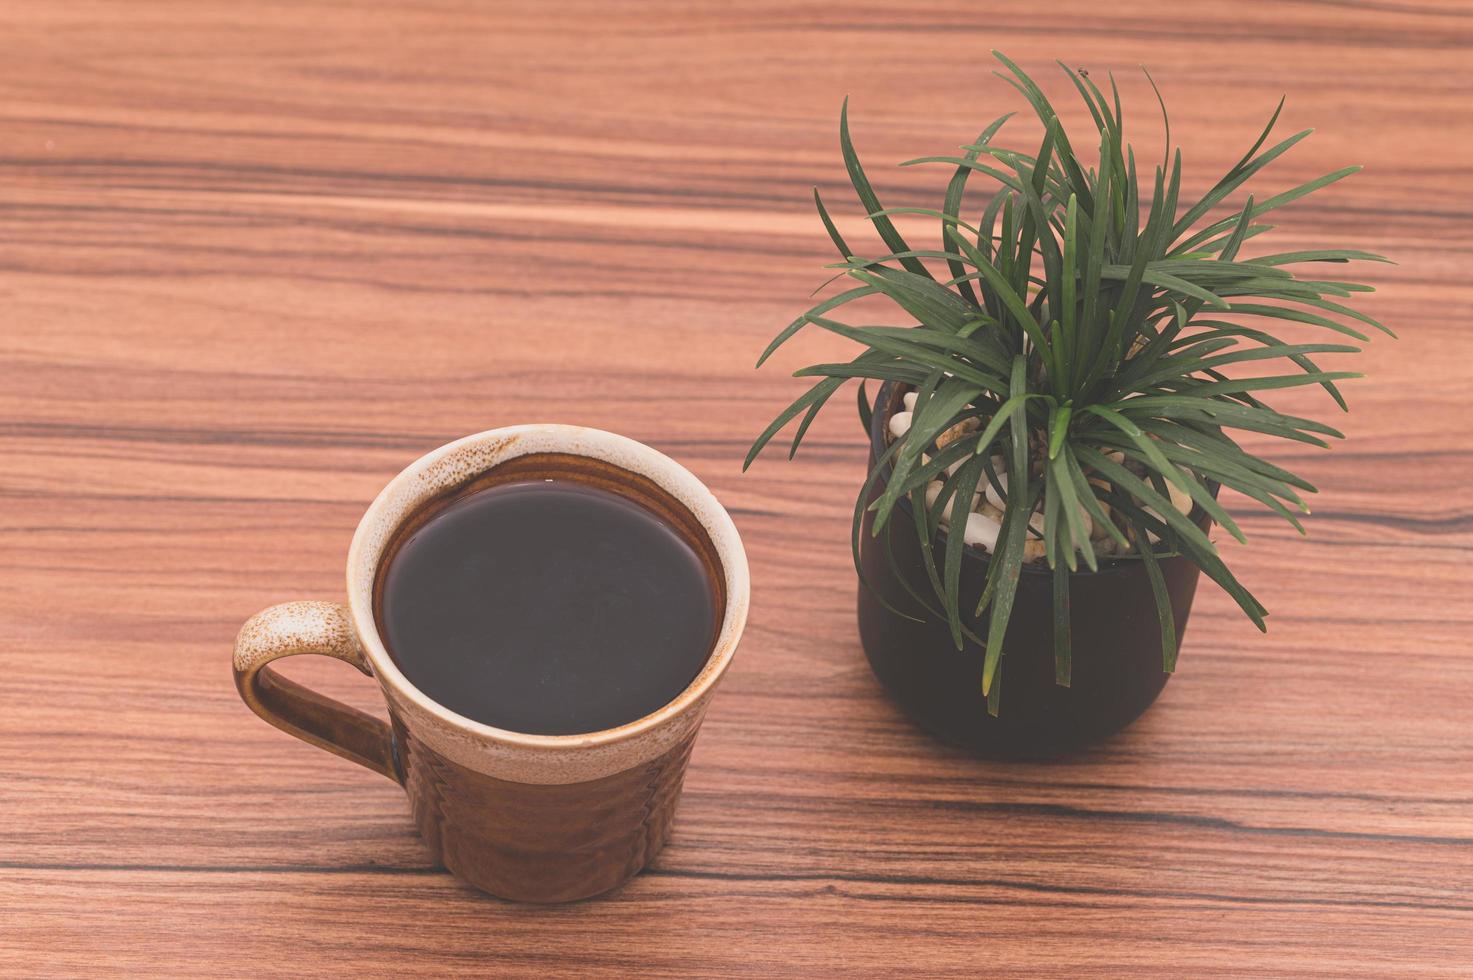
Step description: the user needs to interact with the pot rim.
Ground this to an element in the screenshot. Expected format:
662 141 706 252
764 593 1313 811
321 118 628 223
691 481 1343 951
865 380 1211 578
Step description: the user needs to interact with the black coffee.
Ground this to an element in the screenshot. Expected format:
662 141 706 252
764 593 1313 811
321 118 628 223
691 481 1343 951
377 479 717 735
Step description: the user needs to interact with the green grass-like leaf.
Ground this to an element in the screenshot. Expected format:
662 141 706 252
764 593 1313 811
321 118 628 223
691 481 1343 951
748 54 1390 718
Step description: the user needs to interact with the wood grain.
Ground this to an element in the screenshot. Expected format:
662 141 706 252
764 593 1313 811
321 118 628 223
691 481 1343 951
2 1 1471 975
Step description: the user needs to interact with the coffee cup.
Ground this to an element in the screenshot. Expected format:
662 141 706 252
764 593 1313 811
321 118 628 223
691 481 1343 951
233 425 749 902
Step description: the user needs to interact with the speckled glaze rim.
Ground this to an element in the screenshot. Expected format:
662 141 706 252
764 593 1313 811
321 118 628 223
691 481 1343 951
344 424 749 784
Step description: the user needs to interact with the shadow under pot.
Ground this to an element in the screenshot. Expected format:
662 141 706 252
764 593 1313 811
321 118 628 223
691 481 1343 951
856 382 1213 759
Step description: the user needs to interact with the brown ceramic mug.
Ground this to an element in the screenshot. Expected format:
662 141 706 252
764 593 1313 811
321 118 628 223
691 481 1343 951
232 425 749 902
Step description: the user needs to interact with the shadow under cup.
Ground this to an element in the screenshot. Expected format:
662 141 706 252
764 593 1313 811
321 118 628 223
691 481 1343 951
376 452 728 902
232 426 748 904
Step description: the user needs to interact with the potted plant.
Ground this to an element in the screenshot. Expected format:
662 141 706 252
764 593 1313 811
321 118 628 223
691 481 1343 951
746 53 1391 758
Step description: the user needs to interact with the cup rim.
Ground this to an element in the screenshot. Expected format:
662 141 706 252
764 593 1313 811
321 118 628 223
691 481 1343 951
345 424 750 752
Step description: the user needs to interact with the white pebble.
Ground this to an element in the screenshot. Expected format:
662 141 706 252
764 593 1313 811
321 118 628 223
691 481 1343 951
1145 480 1196 542
925 481 983 521
924 481 943 512
981 500 1099 557
962 511 1002 551
1034 503 1094 541
984 469 1007 511
1075 507 1094 538
1167 480 1193 516
888 411 912 439
902 391 918 411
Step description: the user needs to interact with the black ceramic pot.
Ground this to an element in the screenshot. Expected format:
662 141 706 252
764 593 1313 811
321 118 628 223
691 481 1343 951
857 382 1209 759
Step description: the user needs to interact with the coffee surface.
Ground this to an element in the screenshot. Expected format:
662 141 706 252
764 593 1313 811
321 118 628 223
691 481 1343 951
377 479 716 735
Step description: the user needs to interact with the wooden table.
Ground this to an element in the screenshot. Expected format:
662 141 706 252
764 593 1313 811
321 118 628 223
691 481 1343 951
3 2 1470 975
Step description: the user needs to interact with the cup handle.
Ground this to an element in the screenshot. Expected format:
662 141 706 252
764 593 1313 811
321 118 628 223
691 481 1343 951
233 600 401 783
